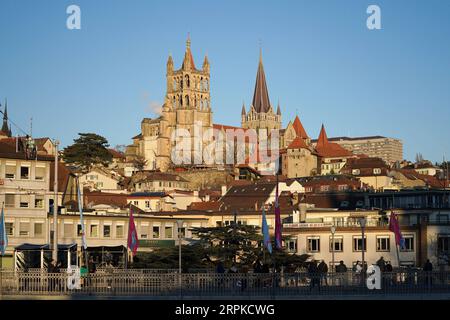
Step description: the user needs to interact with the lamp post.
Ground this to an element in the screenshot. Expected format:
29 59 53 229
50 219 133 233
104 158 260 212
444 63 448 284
359 217 366 273
331 225 336 272
52 140 59 263
177 220 183 274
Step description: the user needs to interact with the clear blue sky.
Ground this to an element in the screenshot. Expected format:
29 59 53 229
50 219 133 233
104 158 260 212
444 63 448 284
1 0 449 162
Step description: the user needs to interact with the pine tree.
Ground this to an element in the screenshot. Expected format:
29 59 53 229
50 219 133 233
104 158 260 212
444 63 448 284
62 133 112 172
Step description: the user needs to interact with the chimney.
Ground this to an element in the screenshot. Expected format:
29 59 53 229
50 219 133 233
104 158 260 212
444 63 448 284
298 203 308 222
221 185 227 196
293 210 300 223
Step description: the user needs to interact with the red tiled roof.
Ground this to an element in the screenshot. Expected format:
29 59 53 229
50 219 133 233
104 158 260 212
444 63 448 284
287 137 309 149
187 201 221 211
108 148 126 159
84 190 128 208
292 116 309 139
315 125 353 158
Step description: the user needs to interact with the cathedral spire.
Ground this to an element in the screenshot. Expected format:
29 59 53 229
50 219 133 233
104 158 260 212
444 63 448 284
2 99 11 137
316 124 329 148
276 100 281 115
241 101 246 115
182 34 196 70
252 49 271 113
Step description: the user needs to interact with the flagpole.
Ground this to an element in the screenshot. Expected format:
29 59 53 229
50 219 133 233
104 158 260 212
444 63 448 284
395 244 401 268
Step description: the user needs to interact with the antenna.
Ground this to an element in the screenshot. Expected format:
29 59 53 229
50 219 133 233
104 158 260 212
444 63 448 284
30 117 33 137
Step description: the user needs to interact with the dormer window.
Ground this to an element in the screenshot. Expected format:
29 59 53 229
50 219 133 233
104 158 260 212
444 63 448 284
352 169 360 175
373 168 381 175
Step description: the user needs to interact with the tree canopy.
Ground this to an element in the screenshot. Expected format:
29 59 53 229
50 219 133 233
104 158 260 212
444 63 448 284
62 133 112 172
130 225 310 271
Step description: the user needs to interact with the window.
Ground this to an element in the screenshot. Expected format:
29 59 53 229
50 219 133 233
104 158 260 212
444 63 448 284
5 165 16 179
437 235 450 255
5 222 14 236
90 224 99 237
401 235 414 252
116 225 124 238
376 236 390 252
373 168 381 175
103 225 111 238
20 195 30 208
165 226 173 239
330 236 344 252
34 223 43 237
338 185 349 191
145 201 150 209
19 222 30 236
34 196 44 209
140 225 149 239
352 169 360 175
307 236 320 252
5 194 15 208
320 185 330 192
153 226 160 238
77 224 84 236
20 166 30 179
286 239 297 253
96 182 103 188
133 201 138 206
353 236 367 252
64 224 73 237
35 166 45 180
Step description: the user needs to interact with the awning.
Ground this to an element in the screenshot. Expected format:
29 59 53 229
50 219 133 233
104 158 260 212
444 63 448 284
15 243 77 251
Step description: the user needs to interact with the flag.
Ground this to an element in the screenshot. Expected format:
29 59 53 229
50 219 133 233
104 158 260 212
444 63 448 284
261 208 272 254
389 211 404 248
0 206 8 256
274 178 282 249
77 179 87 250
127 208 139 256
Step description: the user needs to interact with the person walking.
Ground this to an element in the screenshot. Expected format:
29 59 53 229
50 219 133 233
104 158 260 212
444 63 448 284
376 256 386 272
308 261 320 292
335 261 348 286
317 260 328 286
423 259 433 288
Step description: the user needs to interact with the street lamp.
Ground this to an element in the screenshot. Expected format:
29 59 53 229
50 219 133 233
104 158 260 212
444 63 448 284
331 225 336 272
176 220 183 274
359 217 366 273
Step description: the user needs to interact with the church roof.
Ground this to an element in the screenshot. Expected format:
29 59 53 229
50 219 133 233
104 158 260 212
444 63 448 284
251 52 271 113
287 137 309 150
292 115 309 139
315 124 353 158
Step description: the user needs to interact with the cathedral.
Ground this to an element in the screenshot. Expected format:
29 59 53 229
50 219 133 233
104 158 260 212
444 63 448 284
126 37 283 172
126 37 354 177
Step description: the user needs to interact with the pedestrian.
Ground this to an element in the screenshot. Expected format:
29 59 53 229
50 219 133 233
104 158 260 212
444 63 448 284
376 256 386 272
318 260 328 286
308 261 320 292
423 259 433 288
105 260 114 289
216 261 225 274
47 259 59 292
384 262 394 286
335 261 347 286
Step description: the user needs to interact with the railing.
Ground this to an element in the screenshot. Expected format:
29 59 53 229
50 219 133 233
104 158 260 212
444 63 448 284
1 270 450 297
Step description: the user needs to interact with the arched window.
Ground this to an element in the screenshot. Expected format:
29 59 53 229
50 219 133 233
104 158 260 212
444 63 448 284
172 96 176 108
205 79 209 91
200 77 204 90
185 95 190 107
185 75 190 88
180 79 183 89
179 95 183 107
173 79 177 91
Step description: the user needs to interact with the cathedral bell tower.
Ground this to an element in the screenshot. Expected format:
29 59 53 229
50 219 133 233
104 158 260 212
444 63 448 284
157 36 213 170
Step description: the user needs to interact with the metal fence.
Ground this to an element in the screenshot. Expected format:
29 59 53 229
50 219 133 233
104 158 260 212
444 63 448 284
1 270 450 298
